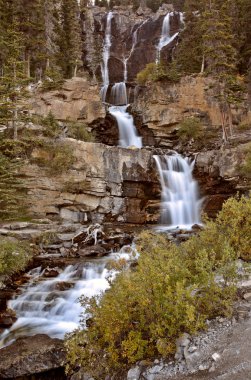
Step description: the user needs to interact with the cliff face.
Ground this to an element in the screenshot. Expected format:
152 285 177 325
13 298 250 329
22 140 160 226
82 4 182 83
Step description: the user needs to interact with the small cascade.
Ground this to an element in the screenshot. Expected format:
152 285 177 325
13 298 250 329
109 106 142 148
101 11 113 102
154 154 201 229
0 246 137 348
156 12 179 63
110 82 127 105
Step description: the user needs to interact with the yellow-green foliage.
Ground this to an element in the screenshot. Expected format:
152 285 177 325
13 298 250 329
212 194 251 261
240 144 251 179
177 117 204 142
0 238 32 281
136 62 180 85
67 122 95 142
66 212 238 377
32 141 75 175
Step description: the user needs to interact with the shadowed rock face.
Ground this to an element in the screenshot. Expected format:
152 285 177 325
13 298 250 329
82 5 182 83
0 334 66 379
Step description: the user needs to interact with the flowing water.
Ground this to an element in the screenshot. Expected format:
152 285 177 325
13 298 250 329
101 11 113 102
109 105 142 148
156 12 179 63
154 154 202 229
0 247 137 348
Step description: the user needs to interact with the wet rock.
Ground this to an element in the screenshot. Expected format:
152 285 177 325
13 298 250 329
0 334 66 378
78 245 107 258
43 268 61 278
0 310 17 328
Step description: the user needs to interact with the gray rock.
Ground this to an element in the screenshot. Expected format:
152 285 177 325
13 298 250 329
127 366 141 380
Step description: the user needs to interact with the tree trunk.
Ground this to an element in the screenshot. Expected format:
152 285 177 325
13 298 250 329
13 108 18 140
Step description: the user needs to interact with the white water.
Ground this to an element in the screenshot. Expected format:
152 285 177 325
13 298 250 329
110 82 127 105
156 12 179 63
154 154 201 229
101 11 113 102
109 106 142 148
0 246 137 348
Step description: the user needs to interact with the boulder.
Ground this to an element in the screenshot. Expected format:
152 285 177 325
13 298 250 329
0 334 66 378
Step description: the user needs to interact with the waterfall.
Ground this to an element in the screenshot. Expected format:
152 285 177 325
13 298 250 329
101 11 113 102
156 12 179 63
0 246 137 347
154 154 201 229
109 106 142 148
110 82 127 105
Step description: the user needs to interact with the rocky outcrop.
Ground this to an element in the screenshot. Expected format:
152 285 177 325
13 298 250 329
0 334 66 378
132 76 251 148
30 77 105 122
21 140 160 226
82 5 182 83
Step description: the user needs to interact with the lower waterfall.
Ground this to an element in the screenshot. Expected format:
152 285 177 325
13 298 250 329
154 154 202 229
0 248 135 347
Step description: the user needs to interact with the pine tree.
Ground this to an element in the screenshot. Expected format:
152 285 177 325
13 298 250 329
55 0 82 78
174 0 205 74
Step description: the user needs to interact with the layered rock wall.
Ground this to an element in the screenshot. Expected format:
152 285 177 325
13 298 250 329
22 140 160 226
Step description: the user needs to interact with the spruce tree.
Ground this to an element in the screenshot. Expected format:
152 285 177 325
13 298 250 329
55 0 82 78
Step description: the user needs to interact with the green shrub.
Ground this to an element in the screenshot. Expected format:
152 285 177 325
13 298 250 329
32 141 76 175
177 117 204 142
240 143 251 179
40 112 62 138
66 223 238 377
136 62 181 85
0 154 28 221
211 194 251 261
0 239 32 282
67 122 95 142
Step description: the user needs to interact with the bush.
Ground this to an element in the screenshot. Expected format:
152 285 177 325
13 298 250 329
32 141 76 175
40 112 62 138
0 239 32 284
0 154 28 221
136 62 181 85
67 122 95 142
66 219 238 377
240 143 251 179
177 117 204 142
212 194 251 261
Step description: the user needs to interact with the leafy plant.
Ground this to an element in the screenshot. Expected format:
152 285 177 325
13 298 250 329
0 153 28 221
67 121 95 142
32 141 76 175
240 144 251 179
177 117 204 142
136 62 181 85
0 238 32 284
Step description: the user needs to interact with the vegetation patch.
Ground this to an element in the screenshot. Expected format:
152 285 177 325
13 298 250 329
136 62 181 85
32 141 76 175
0 238 33 285
65 195 251 378
177 117 204 142
240 143 251 179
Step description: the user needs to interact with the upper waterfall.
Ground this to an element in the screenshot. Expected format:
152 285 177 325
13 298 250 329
101 11 113 102
154 154 202 229
156 12 179 63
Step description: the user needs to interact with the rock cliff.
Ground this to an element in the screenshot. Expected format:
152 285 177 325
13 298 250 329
22 140 160 226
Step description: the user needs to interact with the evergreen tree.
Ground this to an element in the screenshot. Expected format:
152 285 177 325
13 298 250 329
55 0 82 78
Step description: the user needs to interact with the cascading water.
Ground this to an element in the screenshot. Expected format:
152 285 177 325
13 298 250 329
0 246 137 348
99 12 142 148
154 154 201 230
109 106 142 148
156 12 179 63
101 11 113 102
